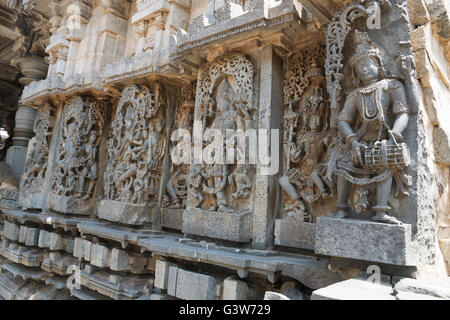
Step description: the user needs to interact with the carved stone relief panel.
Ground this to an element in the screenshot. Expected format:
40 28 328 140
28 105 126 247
161 82 196 231
279 45 336 223
19 104 54 209
183 54 256 243
49 96 106 215
98 84 167 225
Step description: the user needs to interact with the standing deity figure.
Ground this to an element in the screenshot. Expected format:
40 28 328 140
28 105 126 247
332 31 411 225
202 78 240 213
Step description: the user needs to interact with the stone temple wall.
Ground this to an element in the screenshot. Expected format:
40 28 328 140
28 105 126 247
0 0 449 300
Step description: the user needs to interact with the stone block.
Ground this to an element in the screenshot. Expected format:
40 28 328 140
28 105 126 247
73 238 85 258
154 260 175 290
38 230 50 248
25 228 40 247
49 193 96 216
394 277 450 299
98 200 153 225
315 218 415 266
169 268 217 300
274 219 315 250
90 244 110 268
110 248 131 272
161 208 183 231
222 277 248 300
18 193 44 210
50 233 64 251
65 238 74 253
167 266 178 297
183 209 252 243
311 279 395 300
4 222 20 241
19 226 28 243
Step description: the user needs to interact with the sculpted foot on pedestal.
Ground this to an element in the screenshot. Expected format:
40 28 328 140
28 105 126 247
372 212 402 225
331 210 349 219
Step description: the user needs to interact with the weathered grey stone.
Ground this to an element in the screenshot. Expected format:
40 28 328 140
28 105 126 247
4 222 20 241
90 244 110 268
19 226 28 243
110 248 131 272
274 219 315 250
315 218 415 266
222 277 248 300
161 208 183 231
154 260 175 290
98 200 152 225
18 193 44 210
49 193 97 216
0 162 19 190
394 277 450 299
170 268 217 300
25 228 40 247
49 233 64 251
433 126 450 165
311 279 396 300
167 266 178 297
183 209 252 243
264 292 290 300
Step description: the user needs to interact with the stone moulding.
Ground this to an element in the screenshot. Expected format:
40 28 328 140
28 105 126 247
20 74 103 104
176 4 298 55
18 193 44 211
182 209 252 243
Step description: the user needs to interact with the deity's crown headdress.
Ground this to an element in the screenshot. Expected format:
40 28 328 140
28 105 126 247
349 30 383 68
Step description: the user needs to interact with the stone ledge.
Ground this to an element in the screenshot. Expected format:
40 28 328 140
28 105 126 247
274 219 315 250
311 279 396 300
315 217 415 266
183 208 252 243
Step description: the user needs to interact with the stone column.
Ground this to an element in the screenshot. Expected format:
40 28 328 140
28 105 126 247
252 46 283 250
6 105 36 181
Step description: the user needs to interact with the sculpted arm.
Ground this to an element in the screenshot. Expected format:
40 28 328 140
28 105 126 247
390 81 410 139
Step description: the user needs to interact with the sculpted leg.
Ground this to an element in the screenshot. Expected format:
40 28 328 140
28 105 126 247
372 176 401 225
333 176 351 219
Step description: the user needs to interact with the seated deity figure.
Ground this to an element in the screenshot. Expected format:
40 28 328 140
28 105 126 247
332 31 411 225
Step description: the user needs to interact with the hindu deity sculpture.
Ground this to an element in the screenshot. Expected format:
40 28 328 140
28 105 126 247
332 31 412 225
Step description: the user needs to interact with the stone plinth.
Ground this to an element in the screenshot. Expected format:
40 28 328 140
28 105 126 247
98 200 153 226
18 193 44 210
161 208 183 231
315 217 415 266
183 209 252 243
49 193 96 216
274 219 315 250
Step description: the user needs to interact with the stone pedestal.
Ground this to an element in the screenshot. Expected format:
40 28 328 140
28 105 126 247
48 193 97 216
315 217 415 266
18 193 44 210
183 209 252 243
161 208 183 231
274 219 315 250
98 200 154 225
